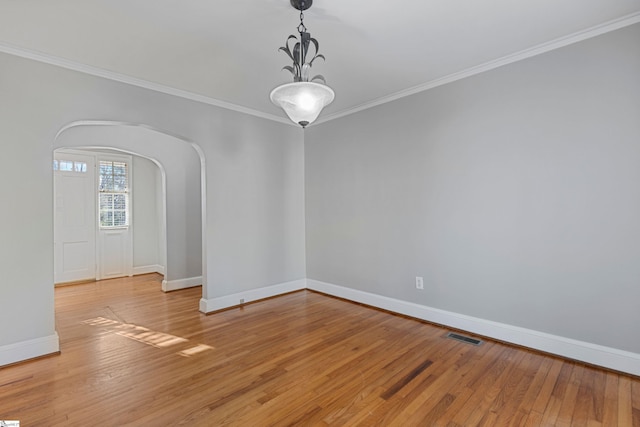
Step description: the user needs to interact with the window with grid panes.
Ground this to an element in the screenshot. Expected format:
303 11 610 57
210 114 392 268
99 161 129 228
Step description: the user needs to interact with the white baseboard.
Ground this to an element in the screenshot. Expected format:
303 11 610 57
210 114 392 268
199 279 307 313
307 279 640 377
132 264 165 276
162 276 202 292
0 333 60 367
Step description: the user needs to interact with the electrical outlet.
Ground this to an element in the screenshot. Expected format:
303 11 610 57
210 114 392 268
240 298 245 304
415 276 424 290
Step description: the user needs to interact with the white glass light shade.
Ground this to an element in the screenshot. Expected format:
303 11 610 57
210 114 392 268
270 81 335 128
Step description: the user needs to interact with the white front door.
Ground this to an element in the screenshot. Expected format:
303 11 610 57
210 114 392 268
54 153 96 283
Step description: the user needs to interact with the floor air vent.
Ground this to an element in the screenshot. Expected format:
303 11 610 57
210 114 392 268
446 332 483 346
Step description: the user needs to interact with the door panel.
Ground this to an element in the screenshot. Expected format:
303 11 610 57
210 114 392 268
99 229 129 278
62 242 89 272
54 153 96 283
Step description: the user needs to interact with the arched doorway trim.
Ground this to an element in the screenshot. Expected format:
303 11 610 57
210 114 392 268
54 120 207 299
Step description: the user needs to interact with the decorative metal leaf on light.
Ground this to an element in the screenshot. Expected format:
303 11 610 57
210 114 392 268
278 32 326 83
270 0 334 128
281 65 296 75
309 54 324 66
311 75 326 84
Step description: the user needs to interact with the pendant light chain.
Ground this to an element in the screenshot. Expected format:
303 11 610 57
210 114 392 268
298 10 306 33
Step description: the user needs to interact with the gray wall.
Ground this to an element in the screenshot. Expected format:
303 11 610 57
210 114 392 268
305 24 640 353
132 155 162 271
0 51 305 354
155 163 166 269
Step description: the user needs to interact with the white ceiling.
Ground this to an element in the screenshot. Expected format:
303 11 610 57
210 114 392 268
1 1 639 124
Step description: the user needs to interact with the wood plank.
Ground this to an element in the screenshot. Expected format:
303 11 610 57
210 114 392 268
380 358 434 400
572 366 597 426
0 273 638 426
491 350 543 426
602 373 619 427
632 376 640 427
619 375 634 427
462 348 528 426
445 346 518 425
556 363 586 427
522 357 563 419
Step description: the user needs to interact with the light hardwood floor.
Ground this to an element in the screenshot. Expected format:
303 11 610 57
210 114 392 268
1 274 639 426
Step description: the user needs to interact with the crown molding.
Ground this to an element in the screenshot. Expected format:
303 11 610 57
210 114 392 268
0 42 293 126
315 11 640 126
1 11 639 128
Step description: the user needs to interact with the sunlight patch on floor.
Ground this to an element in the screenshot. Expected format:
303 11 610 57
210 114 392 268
82 316 213 356
178 344 214 357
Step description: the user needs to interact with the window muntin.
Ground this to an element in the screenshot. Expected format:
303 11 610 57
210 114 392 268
53 159 87 173
99 161 129 228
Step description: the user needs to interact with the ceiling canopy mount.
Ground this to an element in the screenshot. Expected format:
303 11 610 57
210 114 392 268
290 0 313 11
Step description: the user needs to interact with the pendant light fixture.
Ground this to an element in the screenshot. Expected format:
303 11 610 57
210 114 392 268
270 0 335 128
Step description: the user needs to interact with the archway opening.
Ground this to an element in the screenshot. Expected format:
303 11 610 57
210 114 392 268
53 121 206 301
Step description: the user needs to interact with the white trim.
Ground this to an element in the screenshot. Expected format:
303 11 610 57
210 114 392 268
2 13 639 128
162 276 202 292
0 333 60 367
0 42 292 126
132 264 165 276
314 12 640 125
306 279 640 376
199 279 307 313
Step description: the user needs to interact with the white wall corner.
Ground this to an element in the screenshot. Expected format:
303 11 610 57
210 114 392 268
199 278 307 313
133 264 165 276
306 279 640 377
0 333 60 367
162 276 202 292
